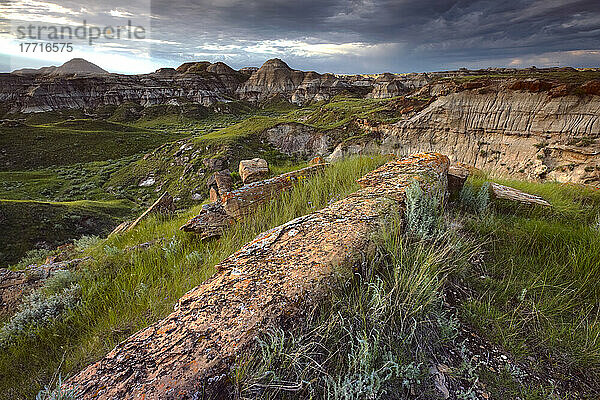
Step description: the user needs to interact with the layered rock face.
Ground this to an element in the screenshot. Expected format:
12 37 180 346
264 122 331 156
322 84 600 185
0 62 245 113
381 88 600 184
64 153 449 399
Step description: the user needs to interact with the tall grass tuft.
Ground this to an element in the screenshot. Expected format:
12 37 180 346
234 212 474 399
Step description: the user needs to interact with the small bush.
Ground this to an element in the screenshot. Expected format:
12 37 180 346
73 235 101 251
459 183 489 216
0 284 81 347
13 248 52 268
43 270 78 295
405 181 443 238
35 375 78 400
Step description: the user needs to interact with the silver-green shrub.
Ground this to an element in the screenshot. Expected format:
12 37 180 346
43 270 78 295
405 181 443 238
35 375 78 400
459 183 489 216
0 284 81 347
73 235 101 251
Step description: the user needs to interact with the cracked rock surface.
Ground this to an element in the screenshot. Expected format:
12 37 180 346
65 153 449 399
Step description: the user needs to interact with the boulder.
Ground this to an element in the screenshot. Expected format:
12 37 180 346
207 170 233 202
238 158 269 184
65 153 449 399
223 164 326 219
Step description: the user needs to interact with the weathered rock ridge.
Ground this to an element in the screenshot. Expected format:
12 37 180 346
368 88 600 185
64 153 449 399
3 58 513 113
258 83 600 185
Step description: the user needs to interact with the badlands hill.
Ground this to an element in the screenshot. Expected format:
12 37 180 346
11 58 108 77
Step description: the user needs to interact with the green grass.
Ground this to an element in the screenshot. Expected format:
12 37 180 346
0 121 186 170
460 176 600 391
287 96 409 130
0 156 387 400
0 199 135 267
0 158 135 202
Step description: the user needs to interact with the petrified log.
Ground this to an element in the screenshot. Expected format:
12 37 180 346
207 170 233 203
239 158 269 184
181 164 327 238
222 164 326 219
489 182 551 207
64 153 449 399
109 220 131 236
180 202 234 239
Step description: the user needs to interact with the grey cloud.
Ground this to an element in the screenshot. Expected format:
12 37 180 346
2 0 600 73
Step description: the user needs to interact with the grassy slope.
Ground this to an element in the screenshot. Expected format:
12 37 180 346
0 156 387 399
0 103 286 267
0 199 135 266
0 121 187 171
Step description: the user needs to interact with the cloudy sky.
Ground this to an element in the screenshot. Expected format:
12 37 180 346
1 0 599 74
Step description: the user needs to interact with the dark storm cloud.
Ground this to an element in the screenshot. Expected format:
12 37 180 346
142 0 600 72
2 0 600 73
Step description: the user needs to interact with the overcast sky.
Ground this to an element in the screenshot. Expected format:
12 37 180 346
1 0 599 74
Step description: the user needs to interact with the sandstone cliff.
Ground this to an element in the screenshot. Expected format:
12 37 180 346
261 80 598 186
370 84 600 184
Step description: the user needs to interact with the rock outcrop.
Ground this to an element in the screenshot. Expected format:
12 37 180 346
327 84 600 186
264 123 331 157
181 164 327 238
238 158 269 184
64 153 449 399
